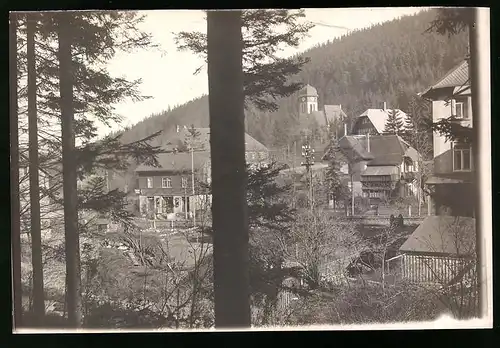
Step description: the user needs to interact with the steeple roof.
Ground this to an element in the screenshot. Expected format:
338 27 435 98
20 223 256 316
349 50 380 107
298 84 318 97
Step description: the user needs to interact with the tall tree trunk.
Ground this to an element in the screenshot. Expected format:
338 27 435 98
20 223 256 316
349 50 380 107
57 13 82 328
27 14 45 326
10 12 23 329
207 10 250 328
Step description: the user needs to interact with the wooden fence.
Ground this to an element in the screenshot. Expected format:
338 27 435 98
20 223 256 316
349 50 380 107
401 253 475 285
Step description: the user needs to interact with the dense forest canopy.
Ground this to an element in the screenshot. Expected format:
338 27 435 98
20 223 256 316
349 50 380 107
113 9 468 148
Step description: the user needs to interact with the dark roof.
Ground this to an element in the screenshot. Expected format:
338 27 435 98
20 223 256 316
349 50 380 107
324 105 347 123
135 152 210 173
338 134 418 166
421 60 469 98
298 84 318 97
174 127 268 153
366 135 408 165
399 216 475 256
338 136 374 162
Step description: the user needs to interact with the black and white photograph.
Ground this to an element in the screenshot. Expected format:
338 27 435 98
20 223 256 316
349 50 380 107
9 7 492 332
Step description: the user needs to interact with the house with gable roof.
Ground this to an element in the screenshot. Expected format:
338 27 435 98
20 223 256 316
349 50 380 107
133 127 270 218
419 59 474 217
397 216 476 290
334 134 420 203
351 102 409 136
135 151 211 218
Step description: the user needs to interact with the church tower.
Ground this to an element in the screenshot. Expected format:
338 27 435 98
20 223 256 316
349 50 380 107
298 84 319 116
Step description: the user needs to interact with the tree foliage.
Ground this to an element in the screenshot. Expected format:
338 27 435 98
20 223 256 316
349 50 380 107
324 145 349 204
384 109 405 135
424 7 474 146
175 9 313 112
119 9 468 148
14 11 164 327
425 8 473 37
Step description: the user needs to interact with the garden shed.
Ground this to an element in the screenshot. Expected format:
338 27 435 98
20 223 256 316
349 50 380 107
398 216 476 286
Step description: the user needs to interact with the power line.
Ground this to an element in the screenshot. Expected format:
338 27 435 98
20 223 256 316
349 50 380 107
310 21 352 31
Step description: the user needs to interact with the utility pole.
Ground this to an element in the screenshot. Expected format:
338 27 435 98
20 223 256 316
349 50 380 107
349 163 355 217
191 147 196 227
184 185 188 220
301 137 315 214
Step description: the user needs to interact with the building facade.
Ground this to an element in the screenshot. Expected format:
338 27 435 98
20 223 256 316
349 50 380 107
135 152 211 218
420 59 474 217
351 102 409 136
336 134 420 203
135 128 270 219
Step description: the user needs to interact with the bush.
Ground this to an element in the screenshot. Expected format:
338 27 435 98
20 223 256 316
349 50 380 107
287 281 443 326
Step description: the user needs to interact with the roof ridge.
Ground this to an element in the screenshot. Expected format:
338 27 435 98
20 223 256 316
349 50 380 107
420 59 468 96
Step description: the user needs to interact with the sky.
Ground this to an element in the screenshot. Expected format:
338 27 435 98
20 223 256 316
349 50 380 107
103 7 427 137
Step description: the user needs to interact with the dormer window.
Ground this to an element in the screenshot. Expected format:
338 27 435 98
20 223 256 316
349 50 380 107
453 142 472 172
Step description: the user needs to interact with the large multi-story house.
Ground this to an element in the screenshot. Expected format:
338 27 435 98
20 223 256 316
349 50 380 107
334 134 420 203
135 152 211 218
351 103 409 136
134 128 270 218
393 59 476 291
420 59 474 217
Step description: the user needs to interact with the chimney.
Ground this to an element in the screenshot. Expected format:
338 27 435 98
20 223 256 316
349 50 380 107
366 133 370 152
383 102 387 110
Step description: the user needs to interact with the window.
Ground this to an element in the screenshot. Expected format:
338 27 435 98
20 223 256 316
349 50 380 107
455 102 464 118
453 143 472 171
181 177 187 188
147 197 154 212
147 177 153 188
451 99 468 119
162 177 172 188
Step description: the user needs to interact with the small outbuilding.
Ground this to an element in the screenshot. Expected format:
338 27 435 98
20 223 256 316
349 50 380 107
398 216 476 286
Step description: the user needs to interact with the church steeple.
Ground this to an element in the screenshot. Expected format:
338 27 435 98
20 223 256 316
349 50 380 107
298 84 318 116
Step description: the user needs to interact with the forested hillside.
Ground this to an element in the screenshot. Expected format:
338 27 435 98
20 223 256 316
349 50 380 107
116 9 468 148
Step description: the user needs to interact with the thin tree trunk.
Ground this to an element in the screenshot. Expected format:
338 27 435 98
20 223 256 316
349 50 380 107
27 14 46 326
207 10 250 328
57 13 82 328
10 12 23 329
